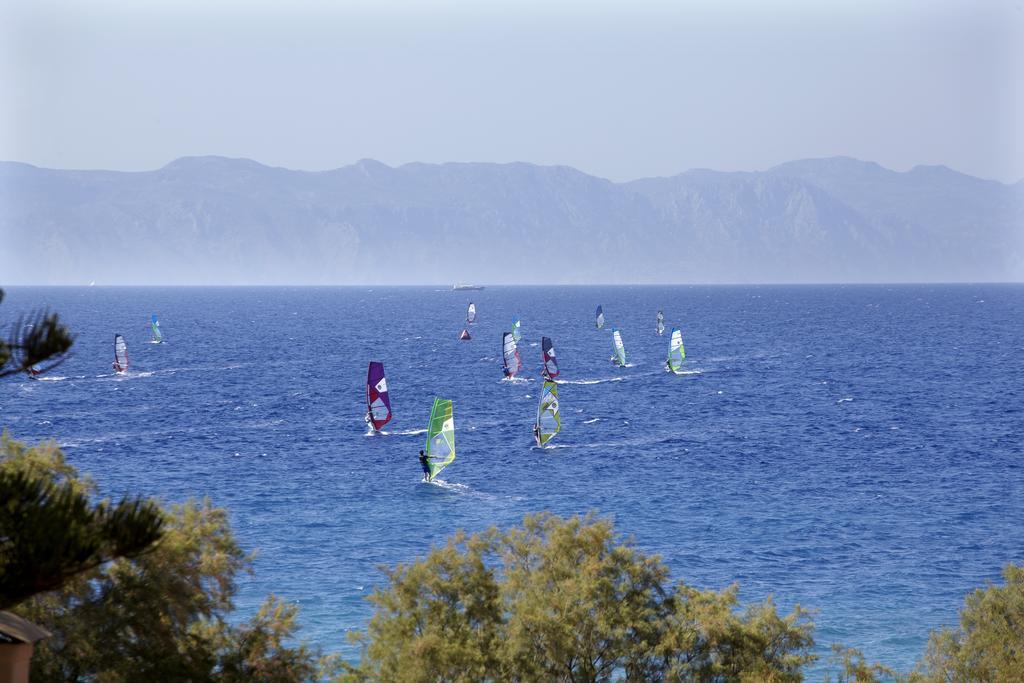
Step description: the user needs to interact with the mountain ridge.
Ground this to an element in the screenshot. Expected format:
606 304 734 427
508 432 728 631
1 156 1020 285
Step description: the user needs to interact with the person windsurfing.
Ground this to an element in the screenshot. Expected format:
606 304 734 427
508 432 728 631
418 450 431 482
533 423 541 447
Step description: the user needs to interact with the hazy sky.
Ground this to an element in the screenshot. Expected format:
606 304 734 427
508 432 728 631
1 0 1022 182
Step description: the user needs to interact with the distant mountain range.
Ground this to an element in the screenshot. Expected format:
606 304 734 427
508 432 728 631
1 156 1021 284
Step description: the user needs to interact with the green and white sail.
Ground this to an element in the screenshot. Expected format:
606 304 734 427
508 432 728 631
611 328 626 366
535 380 561 446
667 327 686 374
425 397 455 479
512 317 522 342
150 314 163 343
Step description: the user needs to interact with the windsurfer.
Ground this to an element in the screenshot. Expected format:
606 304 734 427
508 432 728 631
418 450 431 481
533 423 541 447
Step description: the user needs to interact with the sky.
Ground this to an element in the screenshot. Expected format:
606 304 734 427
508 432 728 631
1 0 1022 183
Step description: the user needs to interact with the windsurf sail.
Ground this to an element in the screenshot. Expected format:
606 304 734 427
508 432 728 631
150 314 163 343
425 397 455 479
502 332 522 378
512 317 522 342
467 303 476 324
595 305 605 329
365 361 393 430
611 328 626 366
541 336 559 380
535 380 561 446
656 310 665 336
459 328 471 341
667 327 686 374
113 334 128 373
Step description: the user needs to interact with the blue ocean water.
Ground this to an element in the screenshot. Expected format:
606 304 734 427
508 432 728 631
2 285 1022 675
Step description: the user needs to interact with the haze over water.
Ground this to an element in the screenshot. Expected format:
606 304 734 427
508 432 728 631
3 284 1022 675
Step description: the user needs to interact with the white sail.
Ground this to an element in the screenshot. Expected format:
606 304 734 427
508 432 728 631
611 328 626 366
667 328 686 374
502 332 522 377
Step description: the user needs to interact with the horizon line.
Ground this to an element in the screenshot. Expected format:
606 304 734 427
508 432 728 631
4 281 1022 288
3 154 1020 187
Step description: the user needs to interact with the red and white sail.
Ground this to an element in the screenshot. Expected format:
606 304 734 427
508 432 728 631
366 361 393 430
112 334 129 374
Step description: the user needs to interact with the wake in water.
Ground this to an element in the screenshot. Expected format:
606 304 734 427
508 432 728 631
389 428 429 436
101 370 155 380
559 377 624 385
422 478 472 493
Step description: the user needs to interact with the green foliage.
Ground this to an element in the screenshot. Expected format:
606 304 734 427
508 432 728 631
824 645 896 682
342 512 816 682
348 528 503 682
3 436 330 682
658 584 815 681
0 434 164 610
0 288 74 378
910 563 1024 682
498 514 670 681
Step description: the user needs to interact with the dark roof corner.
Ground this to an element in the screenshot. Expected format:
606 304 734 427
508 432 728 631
0 612 50 644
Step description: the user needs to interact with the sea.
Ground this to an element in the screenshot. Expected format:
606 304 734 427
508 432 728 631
2 284 1022 676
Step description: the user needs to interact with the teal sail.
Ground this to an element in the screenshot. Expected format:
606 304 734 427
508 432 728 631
425 397 455 479
535 380 561 446
150 314 163 343
611 328 626 366
512 317 522 342
667 327 686 374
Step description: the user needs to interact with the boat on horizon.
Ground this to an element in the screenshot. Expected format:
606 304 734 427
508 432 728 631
453 283 485 291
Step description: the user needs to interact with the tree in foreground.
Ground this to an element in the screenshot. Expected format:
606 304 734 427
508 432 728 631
3 436 332 682
0 288 74 378
342 513 816 682
0 434 164 610
910 563 1024 682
